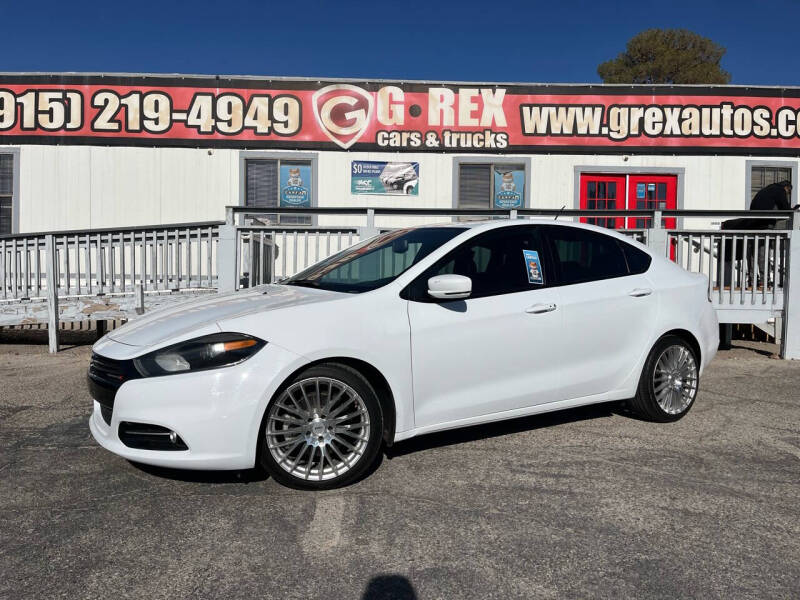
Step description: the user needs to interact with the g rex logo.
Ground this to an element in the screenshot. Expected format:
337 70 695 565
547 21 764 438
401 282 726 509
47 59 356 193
312 84 374 149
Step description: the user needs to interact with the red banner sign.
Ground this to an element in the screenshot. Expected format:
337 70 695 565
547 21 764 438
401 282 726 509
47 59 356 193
2 74 800 155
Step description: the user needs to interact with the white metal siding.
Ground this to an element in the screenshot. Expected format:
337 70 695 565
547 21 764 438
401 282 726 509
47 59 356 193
6 143 799 233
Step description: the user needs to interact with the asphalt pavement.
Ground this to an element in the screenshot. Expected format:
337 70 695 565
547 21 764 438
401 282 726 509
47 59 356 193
1 332 798 599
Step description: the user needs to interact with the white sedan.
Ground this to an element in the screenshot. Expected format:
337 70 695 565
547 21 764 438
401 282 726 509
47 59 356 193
89 220 718 489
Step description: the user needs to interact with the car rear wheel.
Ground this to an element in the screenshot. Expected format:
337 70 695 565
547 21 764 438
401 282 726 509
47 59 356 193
259 363 383 489
628 334 699 422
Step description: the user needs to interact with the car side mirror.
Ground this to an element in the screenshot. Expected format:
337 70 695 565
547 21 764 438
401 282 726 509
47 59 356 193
427 274 472 300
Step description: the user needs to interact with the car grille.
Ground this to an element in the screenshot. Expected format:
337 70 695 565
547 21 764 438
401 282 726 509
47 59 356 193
87 353 141 426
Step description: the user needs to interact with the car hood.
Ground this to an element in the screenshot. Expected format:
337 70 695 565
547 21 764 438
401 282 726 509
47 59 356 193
102 285 343 350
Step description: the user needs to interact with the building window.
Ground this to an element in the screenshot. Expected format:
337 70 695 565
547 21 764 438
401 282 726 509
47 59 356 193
0 154 13 235
245 158 313 225
750 165 792 201
457 163 525 210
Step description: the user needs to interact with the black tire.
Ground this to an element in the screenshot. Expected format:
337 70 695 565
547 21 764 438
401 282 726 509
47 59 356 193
258 363 384 490
628 334 700 422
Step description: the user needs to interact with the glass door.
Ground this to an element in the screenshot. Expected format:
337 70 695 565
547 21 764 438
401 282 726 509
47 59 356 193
579 174 626 229
626 175 677 230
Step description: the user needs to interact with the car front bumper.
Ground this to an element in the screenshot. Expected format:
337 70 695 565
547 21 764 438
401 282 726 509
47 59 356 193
88 340 306 470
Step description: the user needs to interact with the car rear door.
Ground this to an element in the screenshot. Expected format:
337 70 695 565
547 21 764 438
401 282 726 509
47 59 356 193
541 225 657 400
405 225 565 429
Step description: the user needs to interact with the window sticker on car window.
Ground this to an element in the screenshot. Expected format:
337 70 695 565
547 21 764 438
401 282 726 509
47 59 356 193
522 249 543 285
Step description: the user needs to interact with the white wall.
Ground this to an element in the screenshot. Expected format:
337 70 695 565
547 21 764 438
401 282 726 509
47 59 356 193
535 153 753 210
8 143 799 233
315 150 456 229
15 145 238 232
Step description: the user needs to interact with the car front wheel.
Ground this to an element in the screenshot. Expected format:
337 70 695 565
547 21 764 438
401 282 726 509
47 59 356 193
628 334 700 422
259 363 383 489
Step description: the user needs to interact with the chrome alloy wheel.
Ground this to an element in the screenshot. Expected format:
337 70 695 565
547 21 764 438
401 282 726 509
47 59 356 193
265 377 371 481
652 345 698 415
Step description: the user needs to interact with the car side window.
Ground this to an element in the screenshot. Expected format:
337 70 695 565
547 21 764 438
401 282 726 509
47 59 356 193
544 225 628 285
620 240 652 274
405 226 548 301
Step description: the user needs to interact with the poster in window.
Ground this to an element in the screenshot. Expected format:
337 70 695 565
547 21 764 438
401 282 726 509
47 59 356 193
351 161 419 195
493 166 524 208
279 163 312 207
522 249 543 284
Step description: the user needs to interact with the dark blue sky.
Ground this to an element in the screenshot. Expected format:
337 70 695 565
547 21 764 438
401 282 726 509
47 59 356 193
4 0 799 85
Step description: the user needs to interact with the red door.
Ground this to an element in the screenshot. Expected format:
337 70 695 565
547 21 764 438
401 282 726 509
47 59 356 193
579 174 626 229
626 175 677 229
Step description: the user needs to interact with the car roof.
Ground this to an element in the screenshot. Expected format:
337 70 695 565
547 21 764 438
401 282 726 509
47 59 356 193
420 217 628 233
408 219 651 250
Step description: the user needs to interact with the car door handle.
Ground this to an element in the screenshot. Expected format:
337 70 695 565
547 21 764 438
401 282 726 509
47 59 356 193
525 302 557 314
628 288 653 297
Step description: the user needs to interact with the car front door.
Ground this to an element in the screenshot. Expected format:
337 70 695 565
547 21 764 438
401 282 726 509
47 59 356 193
542 225 657 400
405 225 564 430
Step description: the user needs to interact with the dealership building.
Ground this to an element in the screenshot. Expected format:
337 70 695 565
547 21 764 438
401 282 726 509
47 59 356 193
2 73 800 235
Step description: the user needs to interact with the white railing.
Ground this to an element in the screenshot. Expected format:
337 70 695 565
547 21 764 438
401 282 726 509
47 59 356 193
1 235 47 300
1 224 219 301
669 230 788 313
3 207 798 359
619 228 649 245
236 226 358 286
54 226 220 295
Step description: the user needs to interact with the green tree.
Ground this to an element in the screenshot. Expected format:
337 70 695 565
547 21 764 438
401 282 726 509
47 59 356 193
598 29 731 84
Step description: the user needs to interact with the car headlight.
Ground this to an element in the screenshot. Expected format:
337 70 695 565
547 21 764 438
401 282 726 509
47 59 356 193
133 333 266 377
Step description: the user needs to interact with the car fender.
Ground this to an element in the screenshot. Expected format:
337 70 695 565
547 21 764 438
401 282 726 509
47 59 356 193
241 344 411 462
218 289 415 448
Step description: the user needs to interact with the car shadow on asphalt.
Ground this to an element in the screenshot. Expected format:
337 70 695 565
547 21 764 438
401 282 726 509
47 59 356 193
129 462 268 484
385 402 618 458
130 457 390 489
125 403 621 486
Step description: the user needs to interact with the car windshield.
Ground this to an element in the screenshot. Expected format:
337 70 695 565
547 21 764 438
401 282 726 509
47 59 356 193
283 227 465 293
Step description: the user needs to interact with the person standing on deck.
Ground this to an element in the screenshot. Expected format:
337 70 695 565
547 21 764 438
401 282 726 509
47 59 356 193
749 180 794 211
747 180 797 287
